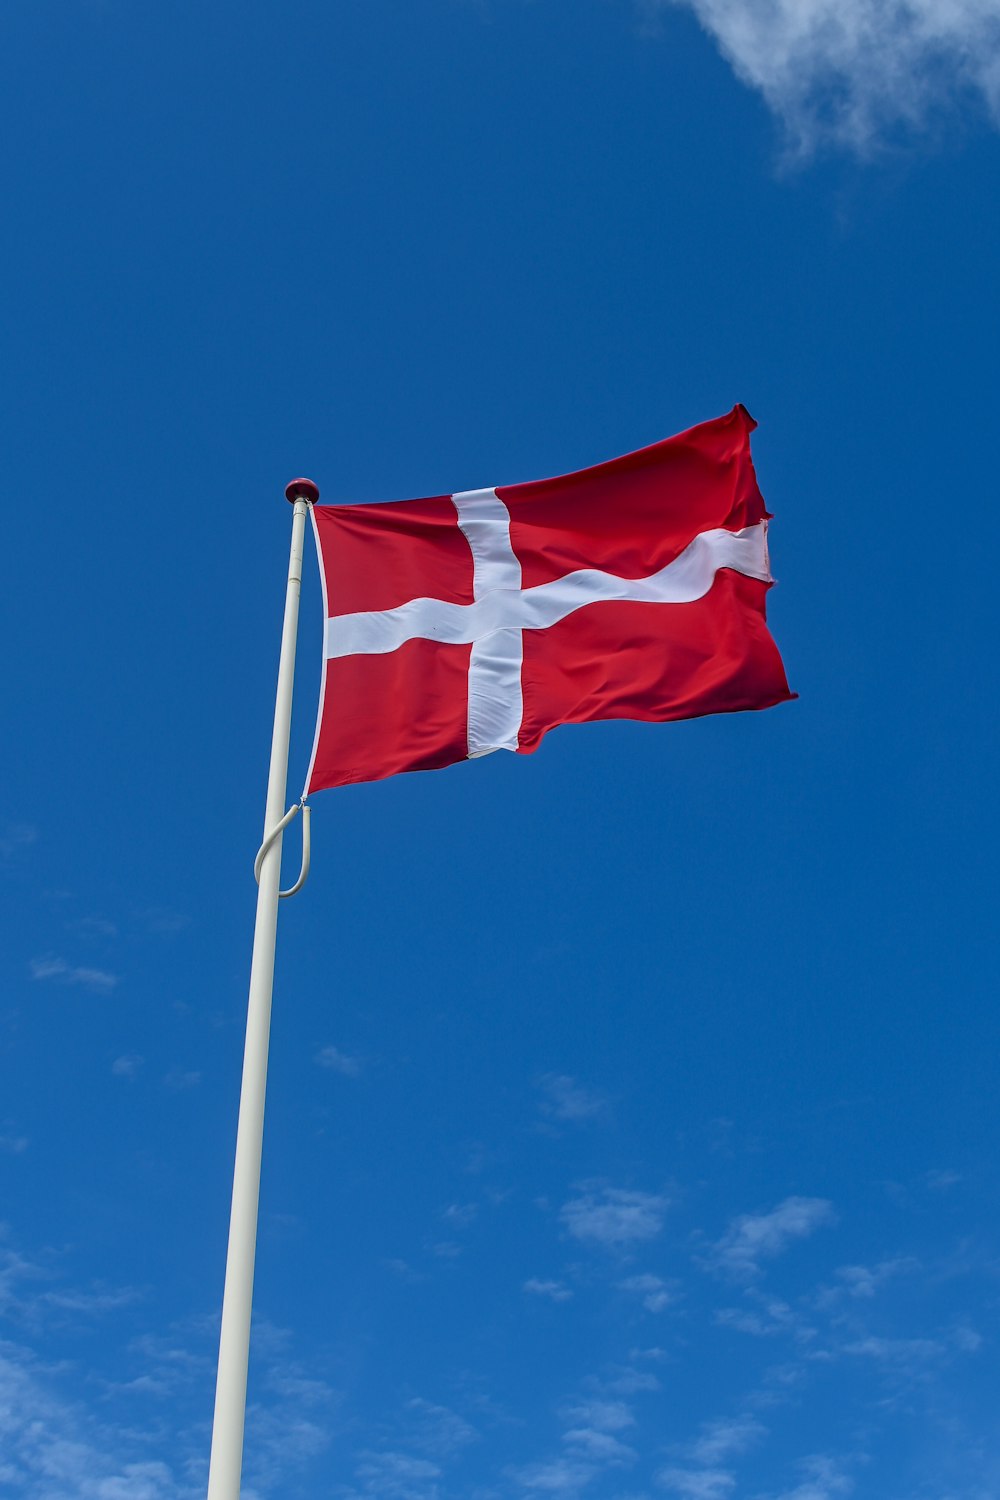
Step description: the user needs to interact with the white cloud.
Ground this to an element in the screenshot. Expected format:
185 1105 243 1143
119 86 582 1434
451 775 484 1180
125 1318 338 1494
30 957 71 981
163 1069 201 1092
315 1045 361 1077
514 1455 598 1495
0 1232 338 1500
538 1074 607 1123
0 1339 196 1500
647 0 1000 155
244 1407 331 1490
714 1285 818 1341
563 1426 637 1464
69 915 118 939
230 1333 339 1490
657 1466 736 1500
561 1187 668 1249
768 1455 853 1500
619 1274 674 1312
381 1257 424 1282
429 1240 462 1260
441 1202 477 1228
708 1197 836 1278
42 1284 140 1316
606 1364 662 1394
340 1397 475 1500
524 1277 574 1302
0 1245 48 1319
924 1167 962 1190
841 1333 943 1365
112 1055 143 1078
29 956 119 994
690 1416 765 1466
657 1413 764 1499
952 1324 983 1353
353 1450 442 1498
514 1382 644 1496
140 907 189 935
403 1397 478 1458
829 1257 916 1300
0 1133 29 1154
563 1398 636 1433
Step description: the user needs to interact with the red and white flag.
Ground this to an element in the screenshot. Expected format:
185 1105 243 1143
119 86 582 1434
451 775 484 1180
305 405 793 792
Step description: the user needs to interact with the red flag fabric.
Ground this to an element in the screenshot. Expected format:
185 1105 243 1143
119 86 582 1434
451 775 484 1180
305 406 793 792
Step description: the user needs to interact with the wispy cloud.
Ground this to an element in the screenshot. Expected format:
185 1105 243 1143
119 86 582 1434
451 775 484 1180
0 822 38 858
353 1449 442 1497
924 1167 962 1190
707 1197 836 1278
127 1317 339 1493
245 1407 332 1491
29 955 119 993
315 1044 361 1077
825 1257 917 1301
645 0 1000 156
204 1319 339 1492
525 1277 574 1302
562 1396 636 1434
514 1454 597 1495
714 1290 809 1339
952 1324 984 1353
163 1068 201 1091
340 1395 476 1498
112 1053 143 1078
658 1412 765 1498
606 1362 662 1394
0 1252 43 1324
538 1073 608 1123
561 1186 668 1250
0 1228 339 1500
41 1282 142 1317
68 914 118 939
515 1387 641 1495
381 1256 425 1283
657 1468 736 1500
690 1415 767 1466
0 1132 29 1154
403 1396 479 1457
140 906 190 935
441 1202 477 1229
619 1273 675 1312
562 1424 637 1464
0 1338 196 1500
767 1454 853 1500
840 1333 944 1366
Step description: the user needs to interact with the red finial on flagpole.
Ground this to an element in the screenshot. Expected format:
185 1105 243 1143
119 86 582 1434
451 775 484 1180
285 478 320 505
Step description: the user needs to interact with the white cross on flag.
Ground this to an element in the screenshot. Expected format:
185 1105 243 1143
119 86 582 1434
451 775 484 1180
304 406 793 791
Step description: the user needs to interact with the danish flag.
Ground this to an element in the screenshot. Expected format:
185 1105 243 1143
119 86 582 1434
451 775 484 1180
305 406 793 792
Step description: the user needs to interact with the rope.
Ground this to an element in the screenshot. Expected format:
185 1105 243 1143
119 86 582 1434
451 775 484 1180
253 800 311 898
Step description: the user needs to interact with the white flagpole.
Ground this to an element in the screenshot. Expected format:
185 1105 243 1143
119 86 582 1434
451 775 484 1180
206 477 319 1500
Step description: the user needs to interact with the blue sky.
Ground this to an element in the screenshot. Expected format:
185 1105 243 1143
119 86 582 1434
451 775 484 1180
3 2 1000 1496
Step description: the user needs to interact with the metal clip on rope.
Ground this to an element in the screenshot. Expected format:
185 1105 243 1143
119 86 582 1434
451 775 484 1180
253 800 311 898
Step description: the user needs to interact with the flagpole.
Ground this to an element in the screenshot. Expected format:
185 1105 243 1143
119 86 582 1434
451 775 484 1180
206 477 319 1500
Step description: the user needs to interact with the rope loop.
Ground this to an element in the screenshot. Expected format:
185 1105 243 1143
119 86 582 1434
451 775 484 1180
253 799 311 898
